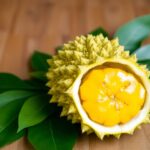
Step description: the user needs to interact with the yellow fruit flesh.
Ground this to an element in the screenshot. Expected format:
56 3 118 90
79 67 146 126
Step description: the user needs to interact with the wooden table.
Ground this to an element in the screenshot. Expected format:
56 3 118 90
0 0 150 149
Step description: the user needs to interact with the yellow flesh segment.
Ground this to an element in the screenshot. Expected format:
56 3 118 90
79 67 146 126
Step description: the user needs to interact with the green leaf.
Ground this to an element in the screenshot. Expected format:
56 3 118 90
89 27 109 37
31 51 52 71
24 79 48 92
30 71 47 81
0 73 34 92
0 90 32 132
138 60 150 70
134 45 150 61
28 117 78 150
114 15 150 53
18 94 54 132
134 45 150 69
0 98 26 132
0 90 34 108
0 120 25 147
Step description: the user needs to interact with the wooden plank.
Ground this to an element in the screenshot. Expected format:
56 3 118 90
0 0 150 149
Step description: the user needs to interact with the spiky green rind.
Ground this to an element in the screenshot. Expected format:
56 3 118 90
46 34 150 139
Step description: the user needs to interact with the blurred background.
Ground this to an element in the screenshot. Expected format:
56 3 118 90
0 0 150 78
0 0 150 150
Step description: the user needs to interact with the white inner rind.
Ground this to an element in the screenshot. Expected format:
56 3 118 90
68 58 150 137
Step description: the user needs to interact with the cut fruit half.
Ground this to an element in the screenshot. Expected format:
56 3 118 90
67 58 150 139
47 34 150 139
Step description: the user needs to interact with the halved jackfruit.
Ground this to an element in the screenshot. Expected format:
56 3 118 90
47 34 150 139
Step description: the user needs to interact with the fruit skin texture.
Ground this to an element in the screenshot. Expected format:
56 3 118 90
47 34 150 139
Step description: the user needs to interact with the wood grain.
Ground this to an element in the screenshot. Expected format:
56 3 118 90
0 0 150 149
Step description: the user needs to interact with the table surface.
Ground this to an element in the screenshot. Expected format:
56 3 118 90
0 0 150 150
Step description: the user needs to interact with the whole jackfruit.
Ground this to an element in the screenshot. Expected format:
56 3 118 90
47 34 150 139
